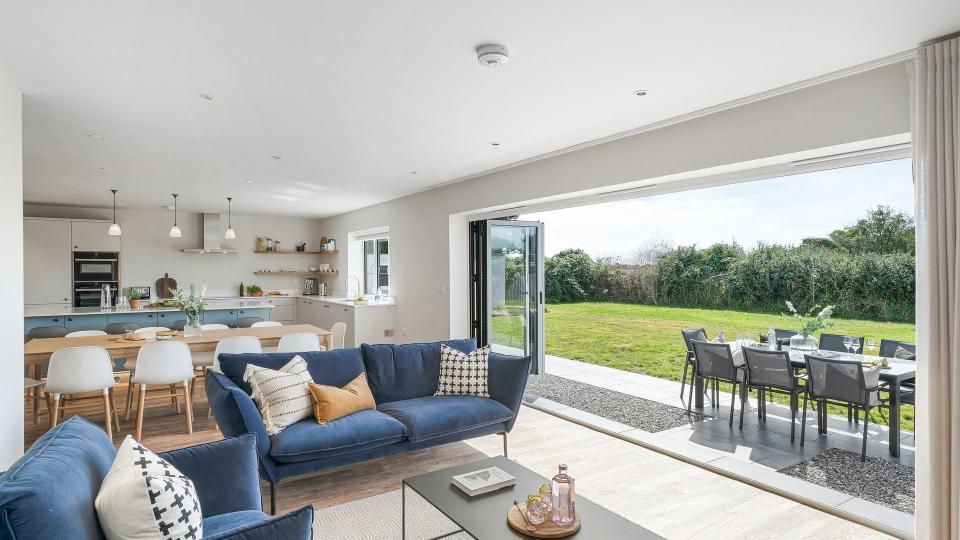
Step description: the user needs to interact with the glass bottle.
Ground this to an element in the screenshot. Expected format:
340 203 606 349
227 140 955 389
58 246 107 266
551 464 575 527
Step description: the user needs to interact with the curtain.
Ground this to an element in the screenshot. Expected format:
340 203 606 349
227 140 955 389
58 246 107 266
914 34 960 540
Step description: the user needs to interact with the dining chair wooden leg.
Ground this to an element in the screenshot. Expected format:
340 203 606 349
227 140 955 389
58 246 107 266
125 379 135 420
102 391 113 441
135 385 146 442
183 380 193 435
32 365 41 426
170 384 181 414
110 388 120 432
59 396 68 422
50 395 61 429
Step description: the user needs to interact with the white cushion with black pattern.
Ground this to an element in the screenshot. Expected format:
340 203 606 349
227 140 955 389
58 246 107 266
435 344 490 397
95 436 203 540
243 355 315 435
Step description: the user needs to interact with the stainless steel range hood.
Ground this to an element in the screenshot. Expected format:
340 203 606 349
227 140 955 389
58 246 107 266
181 213 239 254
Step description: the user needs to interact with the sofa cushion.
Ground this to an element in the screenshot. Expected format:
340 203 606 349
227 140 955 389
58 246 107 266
220 348 365 394
0 417 115 540
269 409 408 463
244 356 315 435
377 396 513 442
203 510 269 537
361 339 476 403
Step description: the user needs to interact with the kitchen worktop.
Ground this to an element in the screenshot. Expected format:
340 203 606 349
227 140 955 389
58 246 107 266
208 294 396 307
24 300 274 318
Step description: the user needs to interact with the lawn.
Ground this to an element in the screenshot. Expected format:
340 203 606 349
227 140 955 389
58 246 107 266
493 302 917 430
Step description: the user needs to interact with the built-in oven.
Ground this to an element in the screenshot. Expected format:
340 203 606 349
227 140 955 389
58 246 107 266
73 252 119 307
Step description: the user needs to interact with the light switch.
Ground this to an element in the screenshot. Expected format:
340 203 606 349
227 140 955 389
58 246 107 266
436 284 445 294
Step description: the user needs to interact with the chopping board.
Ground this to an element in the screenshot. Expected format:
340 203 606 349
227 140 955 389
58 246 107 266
155 273 178 298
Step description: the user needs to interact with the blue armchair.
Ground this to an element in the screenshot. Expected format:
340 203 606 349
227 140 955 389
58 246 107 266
0 417 313 540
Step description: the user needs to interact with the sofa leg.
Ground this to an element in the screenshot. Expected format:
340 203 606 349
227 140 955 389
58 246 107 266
502 432 508 459
270 482 276 515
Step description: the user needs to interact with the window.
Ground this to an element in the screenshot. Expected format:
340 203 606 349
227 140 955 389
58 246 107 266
362 237 389 295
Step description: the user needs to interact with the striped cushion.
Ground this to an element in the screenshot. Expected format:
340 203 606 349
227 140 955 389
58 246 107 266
243 356 315 435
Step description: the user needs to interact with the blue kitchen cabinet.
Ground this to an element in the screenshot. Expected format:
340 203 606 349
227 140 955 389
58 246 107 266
156 311 186 327
106 312 165 328
64 314 109 332
202 308 238 325
24 316 66 336
237 307 269 322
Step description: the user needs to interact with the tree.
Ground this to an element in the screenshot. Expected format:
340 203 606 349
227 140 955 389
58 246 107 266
545 249 596 303
828 206 915 255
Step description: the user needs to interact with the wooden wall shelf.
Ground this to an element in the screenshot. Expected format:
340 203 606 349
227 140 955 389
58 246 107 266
254 271 338 276
254 250 338 255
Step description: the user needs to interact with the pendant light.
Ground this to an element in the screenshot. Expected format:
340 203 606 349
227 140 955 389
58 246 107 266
224 197 236 239
169 193 182 238
107 189 122 236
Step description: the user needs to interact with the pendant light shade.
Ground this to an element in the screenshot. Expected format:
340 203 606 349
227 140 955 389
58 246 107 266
107 189 122 236
169 193 182 238
224 197 236 239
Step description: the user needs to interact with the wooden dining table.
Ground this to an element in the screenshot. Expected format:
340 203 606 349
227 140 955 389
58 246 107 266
23 324 333 366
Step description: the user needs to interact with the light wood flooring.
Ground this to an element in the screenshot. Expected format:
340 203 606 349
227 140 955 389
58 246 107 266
23 380 891 539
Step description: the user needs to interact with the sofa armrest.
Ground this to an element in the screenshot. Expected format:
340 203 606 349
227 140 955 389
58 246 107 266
205 371 278 483
159 435 261 518
204 506 314 540
487 352 531 431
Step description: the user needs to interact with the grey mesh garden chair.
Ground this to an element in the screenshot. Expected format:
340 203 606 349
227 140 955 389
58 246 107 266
772 328 796 350
743 347 802 441
689 340 747 426
801 354 881 461
819 333 864 354
680 328 719 408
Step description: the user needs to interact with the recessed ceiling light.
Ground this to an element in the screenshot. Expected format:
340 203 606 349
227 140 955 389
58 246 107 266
200 94 217 101
409 171 418 175
98 167 113 172
634 89 649 96
271 155 283 160
245 179 255 183
85 134 104 140
489 141 501 147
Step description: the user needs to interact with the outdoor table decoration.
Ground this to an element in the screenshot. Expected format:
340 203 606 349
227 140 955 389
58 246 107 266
784 301 834 351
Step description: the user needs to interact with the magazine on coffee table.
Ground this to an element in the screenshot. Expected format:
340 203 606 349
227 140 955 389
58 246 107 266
451 466 516 496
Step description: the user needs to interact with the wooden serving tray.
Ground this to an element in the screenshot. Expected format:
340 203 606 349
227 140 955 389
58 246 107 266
507 506 581 538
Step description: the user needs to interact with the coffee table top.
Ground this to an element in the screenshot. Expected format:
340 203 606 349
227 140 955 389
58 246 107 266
403 456 663 539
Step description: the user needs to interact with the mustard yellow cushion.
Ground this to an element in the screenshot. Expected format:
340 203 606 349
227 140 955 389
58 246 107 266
308 373 377 424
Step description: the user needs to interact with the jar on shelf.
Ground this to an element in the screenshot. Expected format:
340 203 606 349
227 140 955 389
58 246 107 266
255 237 265 252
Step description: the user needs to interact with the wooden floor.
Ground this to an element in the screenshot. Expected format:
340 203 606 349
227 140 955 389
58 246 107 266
24 380 891 539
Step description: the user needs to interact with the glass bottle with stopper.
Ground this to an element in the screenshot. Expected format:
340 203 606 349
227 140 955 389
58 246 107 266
551 464 576 527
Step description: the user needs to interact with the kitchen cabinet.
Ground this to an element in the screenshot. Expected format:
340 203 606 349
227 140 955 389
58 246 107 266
24 316 66 335
156 311 186 326
264 297 295 324
295 299 395 348
203 309 238 325
65 314 109 332
71 220 121 252
24 219 72 305
238 307 270 322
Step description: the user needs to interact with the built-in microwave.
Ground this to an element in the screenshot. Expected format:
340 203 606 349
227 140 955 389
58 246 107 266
73 252 119 306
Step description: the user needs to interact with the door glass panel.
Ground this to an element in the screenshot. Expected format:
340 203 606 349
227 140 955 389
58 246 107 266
487 221 544 373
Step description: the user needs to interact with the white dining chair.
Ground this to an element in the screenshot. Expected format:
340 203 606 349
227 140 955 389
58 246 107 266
191 324 231 375
45 346 118 439
128 341 195 441
65 330 108 337
330 321 347 350
201 323 230 331
277 332 323 353
251 321 283 328
207 336 263 418
134 326 170 336
121 326 174 413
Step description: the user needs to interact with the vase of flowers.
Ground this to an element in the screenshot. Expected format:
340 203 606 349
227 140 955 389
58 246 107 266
171 283 206 337
784 301 834 351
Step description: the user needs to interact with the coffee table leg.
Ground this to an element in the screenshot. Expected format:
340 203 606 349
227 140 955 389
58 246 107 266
402 482 406 540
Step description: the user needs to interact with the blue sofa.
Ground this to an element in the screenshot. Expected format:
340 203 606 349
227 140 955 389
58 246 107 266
0 417 313 540
208 339 531 513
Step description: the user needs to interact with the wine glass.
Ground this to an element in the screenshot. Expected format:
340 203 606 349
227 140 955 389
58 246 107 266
866 338 877 356
843 336 852 354
851 337 861 355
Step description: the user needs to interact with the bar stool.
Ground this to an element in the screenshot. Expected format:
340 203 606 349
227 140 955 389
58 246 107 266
277 332 323 353
128 341 195 441
45 346 118 440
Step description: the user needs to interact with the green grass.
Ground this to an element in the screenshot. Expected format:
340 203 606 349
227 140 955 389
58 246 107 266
493 302 917 431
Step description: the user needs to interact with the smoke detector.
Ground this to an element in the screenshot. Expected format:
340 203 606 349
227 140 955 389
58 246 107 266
477 44 510 67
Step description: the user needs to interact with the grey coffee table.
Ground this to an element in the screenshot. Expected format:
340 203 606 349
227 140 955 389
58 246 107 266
402 456 663 539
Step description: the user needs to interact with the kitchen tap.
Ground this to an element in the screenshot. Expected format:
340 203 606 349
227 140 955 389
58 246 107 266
346 275 361 298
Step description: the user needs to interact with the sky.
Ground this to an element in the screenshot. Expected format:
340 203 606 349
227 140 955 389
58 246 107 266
520 158 914 259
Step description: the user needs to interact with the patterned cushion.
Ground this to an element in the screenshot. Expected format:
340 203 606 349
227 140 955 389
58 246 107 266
244 355 315 435
894 346 916 360
95 436 203 540
435 344 490 397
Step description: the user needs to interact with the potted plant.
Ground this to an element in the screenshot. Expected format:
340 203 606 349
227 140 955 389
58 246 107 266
246 284 263 297
171 283 206 337
128 290 143 310
783 301 834 351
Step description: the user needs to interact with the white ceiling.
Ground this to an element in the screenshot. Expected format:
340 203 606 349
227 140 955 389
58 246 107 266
0 1 957 217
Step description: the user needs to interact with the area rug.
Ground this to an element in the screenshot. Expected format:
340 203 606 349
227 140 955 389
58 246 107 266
312 489 472 539
524 374 705 433
778 447 915 514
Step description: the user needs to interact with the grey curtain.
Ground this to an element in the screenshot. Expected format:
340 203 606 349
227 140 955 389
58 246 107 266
914 34 960 540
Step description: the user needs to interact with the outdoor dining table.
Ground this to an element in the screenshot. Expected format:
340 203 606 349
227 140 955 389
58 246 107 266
693 342 916 457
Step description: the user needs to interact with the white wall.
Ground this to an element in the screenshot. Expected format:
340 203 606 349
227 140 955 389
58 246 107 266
0 61 23 468
317 61 913 344
24 205 328 297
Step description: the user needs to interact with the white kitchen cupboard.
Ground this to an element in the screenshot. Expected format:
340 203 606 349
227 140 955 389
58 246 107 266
71 220 121 252
24 218 72 305
295 298 395 348
265 297 295 324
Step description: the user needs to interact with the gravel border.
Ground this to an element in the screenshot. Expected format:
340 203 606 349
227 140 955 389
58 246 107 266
779 447 915 514
524 374 705 433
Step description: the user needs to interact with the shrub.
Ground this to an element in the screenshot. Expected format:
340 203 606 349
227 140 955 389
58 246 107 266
545 249 597 303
